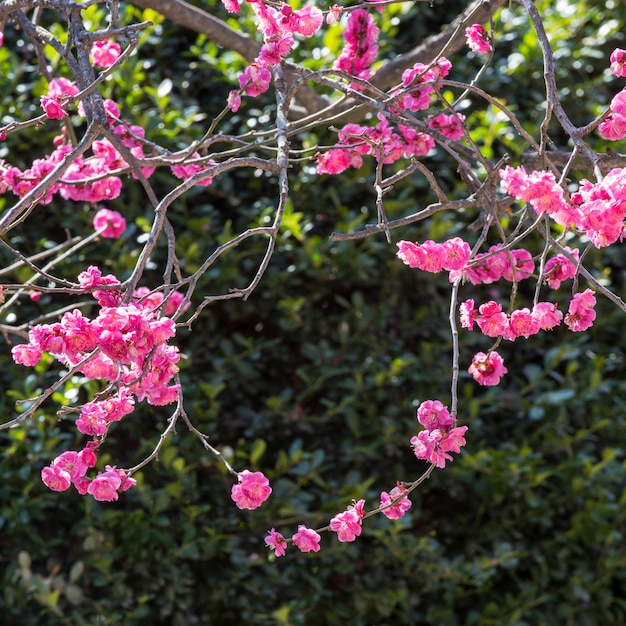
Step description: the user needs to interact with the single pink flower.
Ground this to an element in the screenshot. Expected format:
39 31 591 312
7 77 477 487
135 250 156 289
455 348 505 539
565 289 596 332
610 48 626 77
380 484 412 520
87 470 121 501
465 24 492 54
265 528 287 557
91 40 122 68
329 509 362 542
231 470 272 510
468 351 507 386
93 208 126 238
532 302 563 330
417 400 455 430
41 95 66 120
292 525 322 553
459 299 477 330
41 465 71 492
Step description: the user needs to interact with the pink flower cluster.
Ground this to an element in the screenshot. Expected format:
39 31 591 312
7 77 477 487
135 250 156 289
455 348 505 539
264 486 413 557
13 267 189 499
461 299 562 340
317 113 435 175
501 165 626 248
5 80 156 204
225 1 323 106
41 448 136 501
393 57 452 113
410 400 468 468
465 24 492 55
333 8 379 83
397 237 471 273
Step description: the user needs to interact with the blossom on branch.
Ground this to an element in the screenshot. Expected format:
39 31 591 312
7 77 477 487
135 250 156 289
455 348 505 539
465 24 492 55
468 351 507 386
231 470 272 509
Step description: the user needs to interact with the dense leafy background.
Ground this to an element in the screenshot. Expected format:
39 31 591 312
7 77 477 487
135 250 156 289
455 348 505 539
1 1 626 624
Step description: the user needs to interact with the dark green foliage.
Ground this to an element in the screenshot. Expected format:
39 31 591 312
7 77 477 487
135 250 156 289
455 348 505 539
1 1 626 625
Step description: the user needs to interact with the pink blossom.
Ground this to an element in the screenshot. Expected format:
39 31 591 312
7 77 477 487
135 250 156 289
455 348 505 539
476 301 508 337
532 302 563 330
459 299 477 330
465 24 492 54
380 483 412 520
468 351 507 386
76 402 109 436
227 90 241 112
428 113 465 141
501 248 535 282
565 289 597 332
41 465 71 492
93 208 126 238
439 426 468 455
41 96 66 120
292 525 322 553
265 528 287 557
441 237 471 271
333 9 379 82
91 40 122 68
610 48 626 77
51 451 88 483
87 469 121 501
329 508 363 542
599 113 626 141
48 78 79 99
221 0 240 12
417 399 455 430
316 148 362 175
326 5 343 25
504 308 540 340
239 63 272 97
610 90 626 116
231 470 272 510
291 6 324 37
544 248 579 289
11 343 43 366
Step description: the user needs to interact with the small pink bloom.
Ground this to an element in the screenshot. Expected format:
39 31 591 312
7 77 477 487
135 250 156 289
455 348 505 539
231 470 272 510
52 451 88 483
91 40 122 68
93 208 126 238
460 299 477 330
504 308 540 340
468 351 507 386
465 24 492 54
610 48 626 77
599 113 626 141
227 90 241 112
329 509 362 542
476 301 508 337
88 470 121 501
41 465 71 492
221 0 240 12
380 484 412 520
417 400 455 430
11 343 43 366
544 248 579 289
41 95 66 120
292 525 322 553
441 237 471 271
265 528 287 557
532 302 563 330
565 289 596 332
439 425 468 455
239 63 272 97
428 113 465 141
